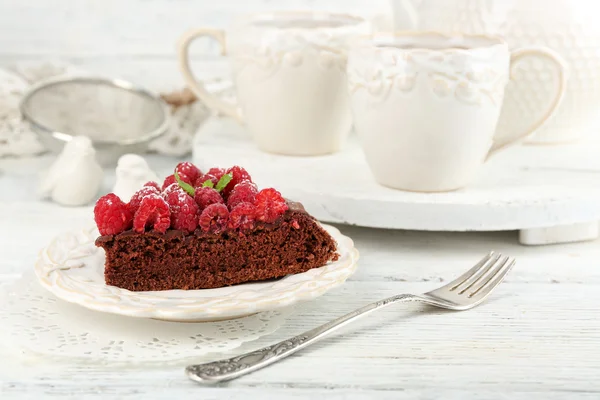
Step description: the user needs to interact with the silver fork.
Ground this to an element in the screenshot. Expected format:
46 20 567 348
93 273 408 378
186 251 515 384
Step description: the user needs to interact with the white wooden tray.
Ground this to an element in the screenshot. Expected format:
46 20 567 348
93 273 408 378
192 117 600 245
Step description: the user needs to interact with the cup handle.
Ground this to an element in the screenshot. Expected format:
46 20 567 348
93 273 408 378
177 28 244 124
487 47 567 159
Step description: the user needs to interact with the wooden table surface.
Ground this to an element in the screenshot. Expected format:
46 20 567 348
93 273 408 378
1 155 599 399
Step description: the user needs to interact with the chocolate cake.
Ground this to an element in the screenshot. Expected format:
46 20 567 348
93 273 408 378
93 162 339 291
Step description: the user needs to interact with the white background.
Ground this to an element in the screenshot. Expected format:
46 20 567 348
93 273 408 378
0 0 393 89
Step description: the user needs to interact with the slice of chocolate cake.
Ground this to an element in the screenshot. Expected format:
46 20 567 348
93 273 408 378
93 163 339 291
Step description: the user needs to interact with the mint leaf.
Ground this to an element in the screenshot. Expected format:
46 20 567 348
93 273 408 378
174 170 195 196
202 180 214 188
215 173 233 192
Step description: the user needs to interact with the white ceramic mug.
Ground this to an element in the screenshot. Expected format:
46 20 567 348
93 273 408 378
178 11 371 156
347 32 566 192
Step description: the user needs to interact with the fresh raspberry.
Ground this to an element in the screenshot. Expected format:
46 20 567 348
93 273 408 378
161 182 180 197
227 181 258 210
254 188 288 223
94 193 133 235
144 181 161 191
199 203 229 233
228 202 257 230
175 162 201 185
163 185 198 233
222 166 253 197
162 174 176 190
207 167 226 180
133 193 171 233
128 186 160 213
194 186 224 210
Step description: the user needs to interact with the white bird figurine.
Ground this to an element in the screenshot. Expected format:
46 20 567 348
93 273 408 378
38 136 104 206
111 154 159 201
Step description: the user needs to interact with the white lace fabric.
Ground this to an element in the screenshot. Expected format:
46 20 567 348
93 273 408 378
0 68 45 157
0 273 290 366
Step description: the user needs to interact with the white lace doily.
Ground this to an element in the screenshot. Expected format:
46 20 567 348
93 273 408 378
0 68 45 157
0 274 291 366
147 99 210 156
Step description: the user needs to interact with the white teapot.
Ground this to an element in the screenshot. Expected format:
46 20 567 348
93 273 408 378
391 0 600 144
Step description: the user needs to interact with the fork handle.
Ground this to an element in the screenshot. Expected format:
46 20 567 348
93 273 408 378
185 294 416 384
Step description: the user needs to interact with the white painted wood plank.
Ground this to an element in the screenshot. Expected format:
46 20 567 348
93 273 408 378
0 0 392 91
0 0 392 57
1 282 599 396
1 387 598 400
0 56 229 92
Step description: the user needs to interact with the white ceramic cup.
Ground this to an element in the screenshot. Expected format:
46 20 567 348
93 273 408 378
178 11 371 156
347 32 566 192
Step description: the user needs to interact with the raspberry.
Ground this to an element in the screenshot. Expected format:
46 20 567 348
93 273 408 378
199 203 229 233
222 166 252 197
133 193 171 233
144 181 161 191
254 188 288 223
94 193 133 235
163 185 198 233
207 167 226 180
227 181 258 210
194 186 224 210
228 202 257 230
161 182 180 197
175 162 201 185
162 174 176 190
128 186 160 213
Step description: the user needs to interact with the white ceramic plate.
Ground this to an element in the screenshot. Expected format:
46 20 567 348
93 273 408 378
34 224 359 322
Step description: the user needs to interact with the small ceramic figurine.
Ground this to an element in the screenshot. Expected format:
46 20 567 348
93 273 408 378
38 136 104 206
111 154 159 201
